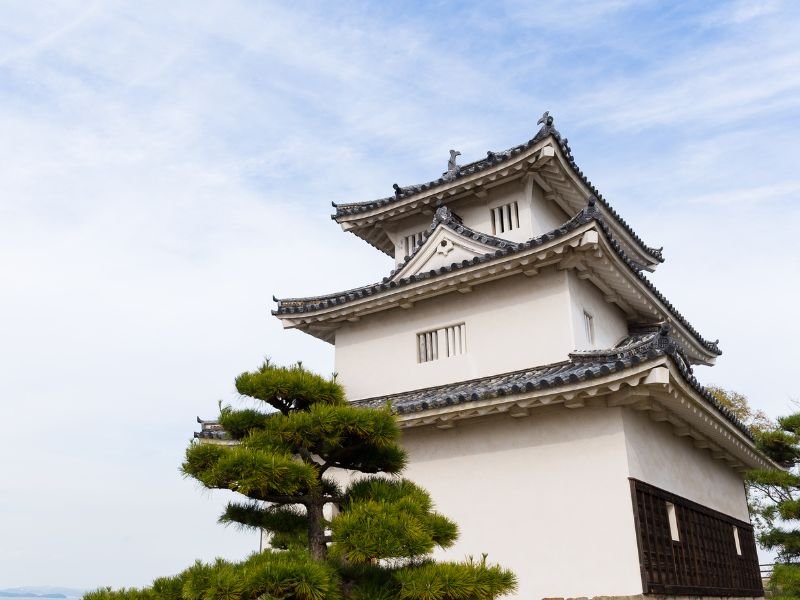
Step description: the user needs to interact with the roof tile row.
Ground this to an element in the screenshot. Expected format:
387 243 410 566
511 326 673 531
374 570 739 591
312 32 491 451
332 115 663 263
353 327 746 439
276 200 721 356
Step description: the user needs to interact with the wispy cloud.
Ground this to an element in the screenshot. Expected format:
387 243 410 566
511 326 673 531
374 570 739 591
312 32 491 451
1 0 799 587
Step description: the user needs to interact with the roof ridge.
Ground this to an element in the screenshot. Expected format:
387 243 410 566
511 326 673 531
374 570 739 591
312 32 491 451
332 112 664 264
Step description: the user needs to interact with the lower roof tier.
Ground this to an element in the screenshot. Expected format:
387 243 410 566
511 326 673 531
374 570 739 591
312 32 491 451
194 328 773 472
352 327 772 471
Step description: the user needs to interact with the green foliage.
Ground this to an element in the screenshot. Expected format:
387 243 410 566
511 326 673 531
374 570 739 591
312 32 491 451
394 557 517 600
85 552 342 600
220 502 307 550
707 386 774 435
245 403 407 474
183 444 318 499
747 410 800 564
770 563 800 599
83 588 153 600
91 360 516 599
218 407 273 441
758 429 800 469
331 478 458 563
234 360 344 414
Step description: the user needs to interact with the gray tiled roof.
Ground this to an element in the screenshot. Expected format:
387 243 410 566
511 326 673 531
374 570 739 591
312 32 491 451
191 329 751 444
352 327 749 440
195 417 227 440
332 115 664 264
274 200 721 357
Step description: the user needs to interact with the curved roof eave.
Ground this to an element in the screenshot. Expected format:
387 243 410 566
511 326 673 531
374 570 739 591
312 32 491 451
332 115 664 267
274 202 720 361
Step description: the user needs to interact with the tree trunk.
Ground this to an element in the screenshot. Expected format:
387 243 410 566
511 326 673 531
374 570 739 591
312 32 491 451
307 500 327 561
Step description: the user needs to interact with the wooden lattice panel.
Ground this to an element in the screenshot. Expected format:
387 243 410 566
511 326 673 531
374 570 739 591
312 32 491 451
629 479 763 597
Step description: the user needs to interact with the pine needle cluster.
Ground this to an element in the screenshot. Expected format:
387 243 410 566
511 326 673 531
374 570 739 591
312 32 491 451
85 360 516 599
747 412 800 597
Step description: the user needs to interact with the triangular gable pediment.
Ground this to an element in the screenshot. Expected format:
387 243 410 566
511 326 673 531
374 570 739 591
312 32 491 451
391 211 516 281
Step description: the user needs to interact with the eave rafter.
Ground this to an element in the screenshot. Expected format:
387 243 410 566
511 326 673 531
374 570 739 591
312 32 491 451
276 209 719 365
392 359 773 473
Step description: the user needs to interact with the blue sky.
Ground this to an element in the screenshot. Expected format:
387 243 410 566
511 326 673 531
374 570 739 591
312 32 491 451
1 0 799 589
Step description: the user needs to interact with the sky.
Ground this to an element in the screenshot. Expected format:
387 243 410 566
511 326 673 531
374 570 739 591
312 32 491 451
1 0 799 590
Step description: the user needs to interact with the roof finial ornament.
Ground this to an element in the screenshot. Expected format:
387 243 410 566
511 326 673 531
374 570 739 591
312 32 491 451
537 110 554 129
435 205 452 222
393 183 402 197
447 149 461 176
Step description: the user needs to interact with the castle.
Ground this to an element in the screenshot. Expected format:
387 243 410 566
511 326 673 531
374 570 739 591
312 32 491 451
255 113 772 599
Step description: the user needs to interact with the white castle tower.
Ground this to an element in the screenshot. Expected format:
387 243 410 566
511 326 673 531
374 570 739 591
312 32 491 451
271 112 773 600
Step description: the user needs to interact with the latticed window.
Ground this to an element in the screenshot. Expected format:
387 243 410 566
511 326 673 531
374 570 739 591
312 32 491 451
630 479 762 597
417 324 466 363
490 201 520 234
403 231 425 256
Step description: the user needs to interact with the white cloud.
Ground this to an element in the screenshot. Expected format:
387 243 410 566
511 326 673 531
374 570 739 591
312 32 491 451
1 0 799 587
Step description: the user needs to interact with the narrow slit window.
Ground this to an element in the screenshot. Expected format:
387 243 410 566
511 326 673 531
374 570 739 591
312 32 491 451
666 502 680 542
583 310 595 346
490 201 520 234
417 329 438 363
733 526 742 555
403 231 425 256
417 324 466 363
444 323 466 357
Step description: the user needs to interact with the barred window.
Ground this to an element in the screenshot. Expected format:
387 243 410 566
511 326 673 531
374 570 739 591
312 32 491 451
417 324 466 363
403 231 425 256
490 201 520 234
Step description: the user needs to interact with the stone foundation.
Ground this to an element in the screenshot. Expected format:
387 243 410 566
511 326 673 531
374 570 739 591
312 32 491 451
542 596 764 600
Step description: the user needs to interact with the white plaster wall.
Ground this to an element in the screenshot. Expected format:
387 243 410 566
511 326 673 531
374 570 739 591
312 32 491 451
390 213 435 264
567 271 629 351
398 407 644 600
388 179 572 263
334 269 574 400
527 179 571 236
622 409 750 520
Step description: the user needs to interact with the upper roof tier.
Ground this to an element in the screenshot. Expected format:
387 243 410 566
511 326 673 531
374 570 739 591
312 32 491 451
332 112 664 271
275 201 721 366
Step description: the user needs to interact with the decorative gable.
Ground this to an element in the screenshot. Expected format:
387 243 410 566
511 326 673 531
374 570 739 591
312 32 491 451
390 206 518 282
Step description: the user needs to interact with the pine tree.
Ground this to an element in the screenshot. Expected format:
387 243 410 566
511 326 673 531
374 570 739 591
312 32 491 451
747 412 800 599
84 361 516 600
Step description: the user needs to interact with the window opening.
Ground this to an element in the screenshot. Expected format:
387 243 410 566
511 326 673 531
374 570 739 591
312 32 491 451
403 231 425 256
666 502 680 542
490 201 520 234
417 324 466 363
583 310 595 346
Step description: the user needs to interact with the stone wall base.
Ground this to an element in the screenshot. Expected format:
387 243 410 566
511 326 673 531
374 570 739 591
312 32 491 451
542 596 764 600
